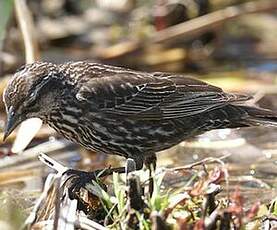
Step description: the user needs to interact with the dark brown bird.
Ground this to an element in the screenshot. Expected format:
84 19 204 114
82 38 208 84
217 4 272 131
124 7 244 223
3 61 277 170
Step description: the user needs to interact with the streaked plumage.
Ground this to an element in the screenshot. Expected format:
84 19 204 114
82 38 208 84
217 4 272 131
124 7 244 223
3 61 277 169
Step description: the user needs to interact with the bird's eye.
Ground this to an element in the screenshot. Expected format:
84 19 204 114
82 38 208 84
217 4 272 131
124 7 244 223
26 92 37 107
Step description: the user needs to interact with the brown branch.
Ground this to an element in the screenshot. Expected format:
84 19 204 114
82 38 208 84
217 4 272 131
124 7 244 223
14 0 39 63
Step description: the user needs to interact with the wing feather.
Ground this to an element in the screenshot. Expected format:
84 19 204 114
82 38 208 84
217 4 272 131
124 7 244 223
75 70 251 120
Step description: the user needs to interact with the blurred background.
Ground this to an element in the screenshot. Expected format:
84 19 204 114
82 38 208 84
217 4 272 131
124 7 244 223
0 0 276 228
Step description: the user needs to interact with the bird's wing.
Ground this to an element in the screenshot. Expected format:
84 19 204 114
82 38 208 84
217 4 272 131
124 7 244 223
76 72 251 120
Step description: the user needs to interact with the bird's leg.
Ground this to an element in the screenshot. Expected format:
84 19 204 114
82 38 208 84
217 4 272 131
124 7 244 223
144 153 157 196
132 155 144 171
144 153 157 171
125 158 137 177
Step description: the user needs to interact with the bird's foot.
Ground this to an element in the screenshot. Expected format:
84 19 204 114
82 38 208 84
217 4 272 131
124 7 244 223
64 169 98 200
64 167 125 200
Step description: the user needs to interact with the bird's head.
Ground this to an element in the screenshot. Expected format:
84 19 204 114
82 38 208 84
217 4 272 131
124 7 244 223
3 61 65 140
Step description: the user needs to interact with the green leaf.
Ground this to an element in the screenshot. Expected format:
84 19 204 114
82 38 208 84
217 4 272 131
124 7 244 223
86 180 113 209
273 198 277 216
0 0 14 50
113 173 126 214
150 171 166 211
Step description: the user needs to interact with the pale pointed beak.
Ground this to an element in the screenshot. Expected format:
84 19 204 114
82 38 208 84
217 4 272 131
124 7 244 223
3 108 21 141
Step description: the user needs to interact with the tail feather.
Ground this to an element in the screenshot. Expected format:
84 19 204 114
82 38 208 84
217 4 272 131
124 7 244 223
238 106 277 127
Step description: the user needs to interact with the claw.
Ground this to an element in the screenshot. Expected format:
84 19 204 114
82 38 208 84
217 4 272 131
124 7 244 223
63 169 97 200
63 167 126 201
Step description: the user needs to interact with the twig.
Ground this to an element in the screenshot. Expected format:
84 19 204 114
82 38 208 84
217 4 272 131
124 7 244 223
38 152 69 216
58 192 77 230
77 216 108 230
14 0 39 63
38 152 68 175
170 155 230 171
24 173 57 227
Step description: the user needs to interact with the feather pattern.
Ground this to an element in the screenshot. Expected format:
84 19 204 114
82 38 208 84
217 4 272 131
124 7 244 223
71 66 251 119
3 61 277 170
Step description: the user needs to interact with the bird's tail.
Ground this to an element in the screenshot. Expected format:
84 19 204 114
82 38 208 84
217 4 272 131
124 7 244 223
238 105 277 127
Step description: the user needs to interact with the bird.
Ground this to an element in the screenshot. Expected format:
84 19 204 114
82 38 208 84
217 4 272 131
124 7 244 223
3 61 277 171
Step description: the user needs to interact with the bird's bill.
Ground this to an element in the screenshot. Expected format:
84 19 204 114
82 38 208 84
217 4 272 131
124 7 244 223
3 108 21 141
